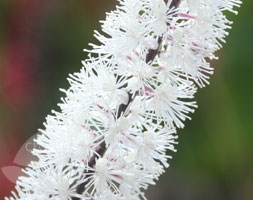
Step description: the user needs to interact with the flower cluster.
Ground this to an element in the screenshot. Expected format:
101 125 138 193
6 0 241 199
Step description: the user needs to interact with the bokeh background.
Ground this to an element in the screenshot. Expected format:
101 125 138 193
0 0 252 199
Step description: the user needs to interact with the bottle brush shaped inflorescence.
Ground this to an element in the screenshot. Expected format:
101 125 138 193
6 0 241 199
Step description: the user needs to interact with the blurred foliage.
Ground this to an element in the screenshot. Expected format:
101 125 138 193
0 0 252 199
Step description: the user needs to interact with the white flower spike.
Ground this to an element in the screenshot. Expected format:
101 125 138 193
6 0 241 199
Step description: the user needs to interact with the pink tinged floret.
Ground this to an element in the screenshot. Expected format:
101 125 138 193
144 86 155 97
134 50 140 57
96 104 110 114
157 66 166 72
177 13 197 19
110 173 124 180
127 55 132 61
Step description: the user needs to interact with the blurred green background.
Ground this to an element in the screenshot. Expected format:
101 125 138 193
0 1 252 199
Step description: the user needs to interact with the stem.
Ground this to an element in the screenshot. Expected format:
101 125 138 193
169 0 181 9
72 0 181 198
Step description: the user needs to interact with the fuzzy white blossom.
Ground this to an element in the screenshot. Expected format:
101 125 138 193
6 0 241 199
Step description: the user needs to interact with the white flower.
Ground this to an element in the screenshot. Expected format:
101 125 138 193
147 0 175 35
6 163 85 200
127 123 177 169
144 79 197 128
6 0 241 199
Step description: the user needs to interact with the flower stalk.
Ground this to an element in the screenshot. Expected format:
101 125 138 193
6 0 241 199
